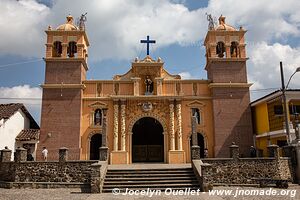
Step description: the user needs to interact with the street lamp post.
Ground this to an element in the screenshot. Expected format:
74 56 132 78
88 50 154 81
280 61 300 144
280 62 290 144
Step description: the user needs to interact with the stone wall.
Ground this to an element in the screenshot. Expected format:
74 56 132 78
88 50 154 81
0 147 107 193
197 144 295 185
0 161 98 183
202 158 293 184
0 162 15 181
13 161 98 183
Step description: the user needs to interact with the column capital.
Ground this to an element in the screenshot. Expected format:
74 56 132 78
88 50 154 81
131 77 141 81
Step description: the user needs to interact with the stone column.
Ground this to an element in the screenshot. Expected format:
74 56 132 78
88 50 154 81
176 101 183 150
99 147 109 161
120 100 126 151
100 108 109 161
191 116 200 160
59 147 68 162
225 44 231 58
169 102 175 151
229 142 239 161
101 109 108 147
200 163 213 192
267 144 280 159
90 162 101 193
131 77 141 96
113 100 119 151
14 147 27 162
62 43 68 58
1 148 12 162
155 77 163 96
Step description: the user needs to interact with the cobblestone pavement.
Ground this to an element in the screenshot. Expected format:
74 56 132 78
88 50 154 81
0 186 299 200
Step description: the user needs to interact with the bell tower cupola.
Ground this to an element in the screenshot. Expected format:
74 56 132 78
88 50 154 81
45 14 89 62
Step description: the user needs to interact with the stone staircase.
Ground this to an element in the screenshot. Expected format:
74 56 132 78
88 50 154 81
102 167 200 193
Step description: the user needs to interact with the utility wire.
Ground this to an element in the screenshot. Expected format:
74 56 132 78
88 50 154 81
0 58 43 69
0 87 283 101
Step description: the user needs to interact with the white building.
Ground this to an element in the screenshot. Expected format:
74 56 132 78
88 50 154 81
0 103 39 160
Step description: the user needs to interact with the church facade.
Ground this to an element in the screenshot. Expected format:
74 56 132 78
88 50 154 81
37 15 253 164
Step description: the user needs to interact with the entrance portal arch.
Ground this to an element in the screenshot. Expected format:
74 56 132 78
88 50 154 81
131 117 165 162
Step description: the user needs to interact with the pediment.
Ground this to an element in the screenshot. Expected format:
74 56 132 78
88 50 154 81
88 101 108 108
186 100 206 107
113 56 181 81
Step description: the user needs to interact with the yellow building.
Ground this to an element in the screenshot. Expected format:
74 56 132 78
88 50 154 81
251 90 300 156
37 15 254 163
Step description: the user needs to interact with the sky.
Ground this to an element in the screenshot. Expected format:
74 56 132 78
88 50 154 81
0 0 300 124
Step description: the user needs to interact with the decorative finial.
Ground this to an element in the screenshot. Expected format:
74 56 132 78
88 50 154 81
134 57 139 62
66 14 74 24
48 25 52 30
218 15 226 25
157 57 162 62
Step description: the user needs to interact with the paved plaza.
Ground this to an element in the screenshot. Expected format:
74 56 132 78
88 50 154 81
0 186 299 200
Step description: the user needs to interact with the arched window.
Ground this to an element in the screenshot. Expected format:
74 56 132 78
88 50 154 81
230 41 239 58
94 109 102 126
53 41 62 57
192 108 201 124
68 41 77 57
216 41 225 58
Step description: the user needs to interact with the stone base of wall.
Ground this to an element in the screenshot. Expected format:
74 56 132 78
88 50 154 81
200 158 294 185
0 181 90 191
168 150 185 164
0 160 106 193
110 151 128 164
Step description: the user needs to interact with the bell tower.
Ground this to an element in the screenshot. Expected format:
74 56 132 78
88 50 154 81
204 15 253 157
38 15 89 160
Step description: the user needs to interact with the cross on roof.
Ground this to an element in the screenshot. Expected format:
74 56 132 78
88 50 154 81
140 35 156 56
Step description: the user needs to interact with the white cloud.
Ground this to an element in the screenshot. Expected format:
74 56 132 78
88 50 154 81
248 42 300 89
0 85 42 124
179 71 195 79
0 0 50 57
0 0 207 59
0 0 300 100
207 0 300 42
1 0 300 60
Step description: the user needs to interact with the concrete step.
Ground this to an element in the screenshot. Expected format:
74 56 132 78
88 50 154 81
107 168 193 172
102 167 200 193
102 187 200 193
103 183 199 189
104 179 198 185
105 173 195 178
105 176 197 181
106 170 194 174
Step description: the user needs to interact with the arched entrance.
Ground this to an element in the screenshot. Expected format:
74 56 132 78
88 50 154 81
90 134 102 160
132 117 164 162
190 133 205 158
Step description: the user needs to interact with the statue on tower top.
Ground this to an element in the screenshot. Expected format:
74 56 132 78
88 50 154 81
206 13 217 30
77 12 87 30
